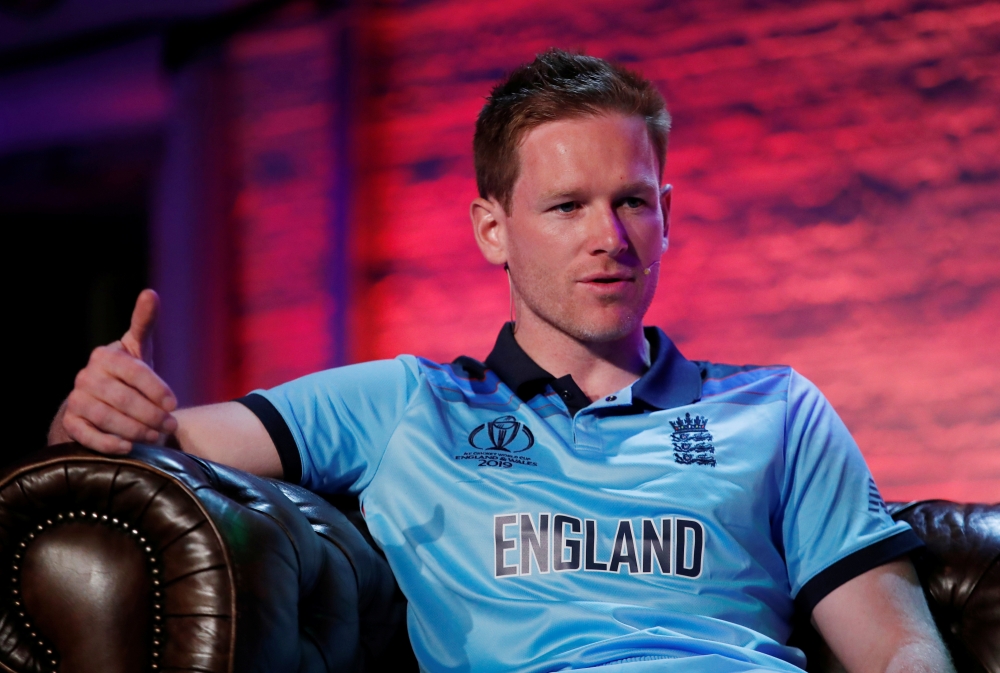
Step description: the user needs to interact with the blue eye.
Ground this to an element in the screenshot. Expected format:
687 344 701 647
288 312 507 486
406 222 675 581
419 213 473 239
623 197 644 209
556 202 577 213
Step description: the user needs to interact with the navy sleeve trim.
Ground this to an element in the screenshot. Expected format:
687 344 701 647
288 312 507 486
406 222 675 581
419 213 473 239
795 528 925 615
234 393 302 484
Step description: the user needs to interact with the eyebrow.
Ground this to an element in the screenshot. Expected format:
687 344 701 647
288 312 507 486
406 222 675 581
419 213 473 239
539 190 584 203
615 180 660 195
539 180 659 203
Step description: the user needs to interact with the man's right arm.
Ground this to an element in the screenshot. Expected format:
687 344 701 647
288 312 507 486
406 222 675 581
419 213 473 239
48 290 283 479
175 403 282 477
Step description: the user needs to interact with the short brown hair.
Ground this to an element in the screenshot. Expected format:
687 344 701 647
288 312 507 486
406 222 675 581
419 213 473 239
473 49 671 214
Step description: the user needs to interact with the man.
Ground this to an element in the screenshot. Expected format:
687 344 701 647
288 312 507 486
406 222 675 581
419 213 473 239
50 50 953 672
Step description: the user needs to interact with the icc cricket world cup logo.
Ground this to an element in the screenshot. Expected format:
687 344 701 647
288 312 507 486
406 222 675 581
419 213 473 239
468 415 535 453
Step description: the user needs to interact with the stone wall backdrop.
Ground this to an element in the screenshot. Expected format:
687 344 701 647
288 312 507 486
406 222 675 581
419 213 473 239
227 15 344 396
4 0 993 494
347 0 1000 501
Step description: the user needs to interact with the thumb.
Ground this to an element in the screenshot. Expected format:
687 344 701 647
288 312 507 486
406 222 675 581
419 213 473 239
121 289 159 365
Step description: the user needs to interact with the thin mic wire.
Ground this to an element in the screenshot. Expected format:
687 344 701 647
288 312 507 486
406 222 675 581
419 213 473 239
505 263 516 329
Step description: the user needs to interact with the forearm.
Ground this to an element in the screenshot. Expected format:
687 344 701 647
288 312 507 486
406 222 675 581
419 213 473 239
53 392 282 479
884 640 954 673
815 559 956 673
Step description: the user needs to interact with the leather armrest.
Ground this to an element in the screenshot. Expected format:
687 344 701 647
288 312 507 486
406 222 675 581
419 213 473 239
889 501 1000 673
0 444 405 673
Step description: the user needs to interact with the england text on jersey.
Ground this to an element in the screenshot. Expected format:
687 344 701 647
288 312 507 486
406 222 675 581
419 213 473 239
494 513 706 578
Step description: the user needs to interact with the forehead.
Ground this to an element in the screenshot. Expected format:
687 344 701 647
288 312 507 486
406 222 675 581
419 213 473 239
515 114 660 196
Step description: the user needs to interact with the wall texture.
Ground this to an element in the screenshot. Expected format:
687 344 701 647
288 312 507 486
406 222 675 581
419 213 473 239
341 0 999 501
228 19 341 394
13 1 992 495
211 0 998 501
199 6 354 399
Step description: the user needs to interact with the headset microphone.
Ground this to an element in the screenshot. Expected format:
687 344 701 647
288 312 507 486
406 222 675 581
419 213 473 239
642 237 669 275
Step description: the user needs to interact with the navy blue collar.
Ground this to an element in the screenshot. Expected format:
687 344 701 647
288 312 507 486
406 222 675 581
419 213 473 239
633 326 703 410
475 322 702 412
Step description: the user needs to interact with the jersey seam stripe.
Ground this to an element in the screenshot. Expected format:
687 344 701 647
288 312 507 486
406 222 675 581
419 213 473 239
363 364 428 497
700 389 787 399
779 371 793 542
427 379 527 409
700 367 790 383
431 381 504 397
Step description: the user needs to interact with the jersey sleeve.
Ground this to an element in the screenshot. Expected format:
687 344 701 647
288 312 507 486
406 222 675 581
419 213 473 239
780 370 923 614
238 356 421 494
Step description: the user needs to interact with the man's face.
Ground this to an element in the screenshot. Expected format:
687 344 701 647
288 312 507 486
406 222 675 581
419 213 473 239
492 113 669 343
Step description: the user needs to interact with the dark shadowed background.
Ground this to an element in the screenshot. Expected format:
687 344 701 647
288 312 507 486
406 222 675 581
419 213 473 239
2 0 997 501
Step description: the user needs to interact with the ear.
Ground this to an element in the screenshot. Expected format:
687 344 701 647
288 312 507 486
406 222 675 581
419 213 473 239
470 196 509 266
660 184 673 250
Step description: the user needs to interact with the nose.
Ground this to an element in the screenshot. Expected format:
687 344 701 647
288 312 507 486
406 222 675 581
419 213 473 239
588 204 629 258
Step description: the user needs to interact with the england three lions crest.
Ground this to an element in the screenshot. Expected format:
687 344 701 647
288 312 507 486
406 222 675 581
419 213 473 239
669 413 716 467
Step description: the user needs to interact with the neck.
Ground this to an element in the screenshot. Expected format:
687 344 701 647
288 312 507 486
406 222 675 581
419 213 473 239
511 312 649 403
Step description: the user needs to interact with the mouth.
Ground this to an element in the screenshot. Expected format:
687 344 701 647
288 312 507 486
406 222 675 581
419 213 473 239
579 272 635 284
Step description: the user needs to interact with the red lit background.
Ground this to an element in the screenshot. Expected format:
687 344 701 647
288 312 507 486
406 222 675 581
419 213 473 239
2 0 997 500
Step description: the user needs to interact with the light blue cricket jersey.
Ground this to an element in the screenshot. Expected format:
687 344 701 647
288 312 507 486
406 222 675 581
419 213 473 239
241 324 921 673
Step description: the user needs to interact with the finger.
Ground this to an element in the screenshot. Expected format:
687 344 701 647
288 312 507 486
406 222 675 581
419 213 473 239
87 374 179 434
63 413 132 455
89 346 177 412
121 289 159 364
68 393 163 444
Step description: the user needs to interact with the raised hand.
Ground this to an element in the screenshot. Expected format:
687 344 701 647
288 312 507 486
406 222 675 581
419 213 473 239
56 289 179 454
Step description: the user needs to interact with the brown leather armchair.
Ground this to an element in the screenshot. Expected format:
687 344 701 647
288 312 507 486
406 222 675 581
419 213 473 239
1 444 997 673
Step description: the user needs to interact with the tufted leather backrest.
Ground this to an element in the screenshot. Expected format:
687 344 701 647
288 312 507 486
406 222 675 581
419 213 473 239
0 444 403 673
